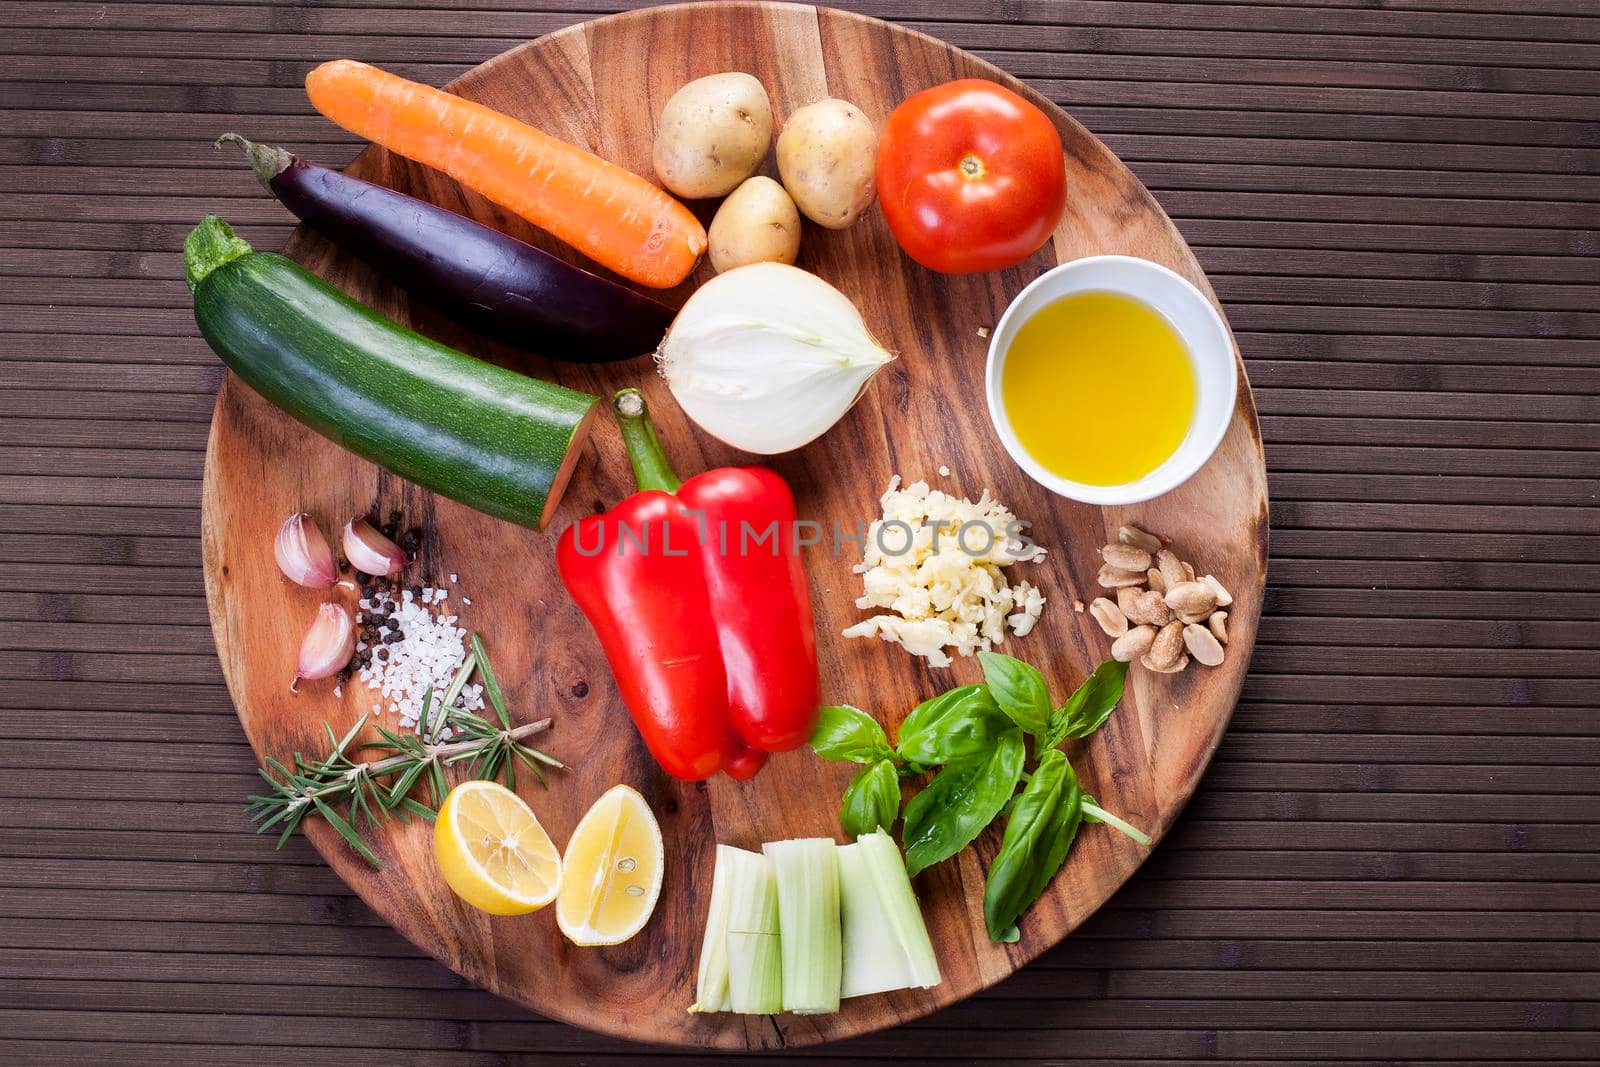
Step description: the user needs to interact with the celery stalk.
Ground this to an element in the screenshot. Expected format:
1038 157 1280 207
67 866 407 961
764 838 842 1014
838 829 942 998
691 845 781 1014
690 845 736 1013
725 850 782 1015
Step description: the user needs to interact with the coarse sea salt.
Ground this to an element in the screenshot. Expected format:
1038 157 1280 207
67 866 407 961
354 584 483 736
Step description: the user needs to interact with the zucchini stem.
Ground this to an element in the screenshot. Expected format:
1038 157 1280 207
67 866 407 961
183 215 254 292
613 388 681 494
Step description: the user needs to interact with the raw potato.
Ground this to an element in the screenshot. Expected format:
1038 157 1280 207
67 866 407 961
776 98 878 229
652 73 773 199
708 177 801 273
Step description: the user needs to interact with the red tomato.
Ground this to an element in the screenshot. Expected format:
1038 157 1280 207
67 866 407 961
876 79 1067 275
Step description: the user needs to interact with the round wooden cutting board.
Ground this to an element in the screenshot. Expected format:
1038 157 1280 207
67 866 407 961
201 1 1268 1050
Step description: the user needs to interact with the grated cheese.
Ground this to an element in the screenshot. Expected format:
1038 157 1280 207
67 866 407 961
842 475 1046 667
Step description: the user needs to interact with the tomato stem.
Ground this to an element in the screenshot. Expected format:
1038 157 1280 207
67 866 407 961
959 153 986 181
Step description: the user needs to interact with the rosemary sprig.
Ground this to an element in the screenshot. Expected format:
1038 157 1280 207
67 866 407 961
246 637 562 868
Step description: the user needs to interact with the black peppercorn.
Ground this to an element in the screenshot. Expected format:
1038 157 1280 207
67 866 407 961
376 647 389 661
400 529 420 552
384 630 404 644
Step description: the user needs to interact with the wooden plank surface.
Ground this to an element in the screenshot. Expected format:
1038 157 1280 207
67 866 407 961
2 0 1596 1062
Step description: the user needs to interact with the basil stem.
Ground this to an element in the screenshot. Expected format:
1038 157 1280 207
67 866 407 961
1082 795 1153 846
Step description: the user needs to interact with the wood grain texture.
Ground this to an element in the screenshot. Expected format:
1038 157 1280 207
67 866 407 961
199 1 1266 1048
4 0 1597 1063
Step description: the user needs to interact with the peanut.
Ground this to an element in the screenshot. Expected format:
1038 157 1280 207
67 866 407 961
1119 524 1163 553
1200 574 1233 608
1097 564 1147 589
1149 621 1184 669
1111 625 1157 662
1089 597 1128 637
1156 549 1186 590
1101 543 1153 572
1141 651 1188 674
1164 581 1217 616
1089 530 1234 675
1183 622 1225 666
1127 589 1174 627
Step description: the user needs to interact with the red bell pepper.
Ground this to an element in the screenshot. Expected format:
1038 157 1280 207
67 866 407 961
556 389 821 781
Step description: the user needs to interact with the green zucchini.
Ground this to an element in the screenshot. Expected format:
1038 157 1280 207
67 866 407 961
185 216 598 529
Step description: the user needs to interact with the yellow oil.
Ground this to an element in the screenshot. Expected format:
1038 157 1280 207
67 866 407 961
1001 290 1196 486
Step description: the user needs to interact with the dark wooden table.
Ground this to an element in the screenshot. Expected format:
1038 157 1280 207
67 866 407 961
4 1 1597 1063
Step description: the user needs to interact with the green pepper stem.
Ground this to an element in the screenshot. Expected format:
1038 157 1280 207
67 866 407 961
184 215 254 292
613 388 681 494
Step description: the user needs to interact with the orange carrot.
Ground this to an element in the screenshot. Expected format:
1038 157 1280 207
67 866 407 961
306 60 705 289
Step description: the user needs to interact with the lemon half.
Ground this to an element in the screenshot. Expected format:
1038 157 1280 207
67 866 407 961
556 784 664 946
434 780 562 916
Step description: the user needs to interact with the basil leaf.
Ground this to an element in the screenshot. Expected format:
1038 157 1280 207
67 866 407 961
902 728 1025 876
979 651 1052 736
896 685 1008 766
982 749 1083 941
1037 659 1130 756
809 705 893 763
839 759 901 839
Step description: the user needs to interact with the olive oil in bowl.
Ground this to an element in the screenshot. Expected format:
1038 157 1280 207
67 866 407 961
1000 290 1196 486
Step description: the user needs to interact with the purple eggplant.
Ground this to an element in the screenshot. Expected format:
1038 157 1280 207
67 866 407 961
217 133 673 363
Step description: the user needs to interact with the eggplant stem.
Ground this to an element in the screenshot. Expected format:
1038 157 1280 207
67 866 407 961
215 132 293 192
613 389 681 494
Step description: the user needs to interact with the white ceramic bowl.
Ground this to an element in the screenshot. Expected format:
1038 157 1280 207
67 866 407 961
985 254 1237 506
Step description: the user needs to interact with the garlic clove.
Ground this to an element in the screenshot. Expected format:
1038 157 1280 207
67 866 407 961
343 518 407 577
295 602 354 690
274 513 337 588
